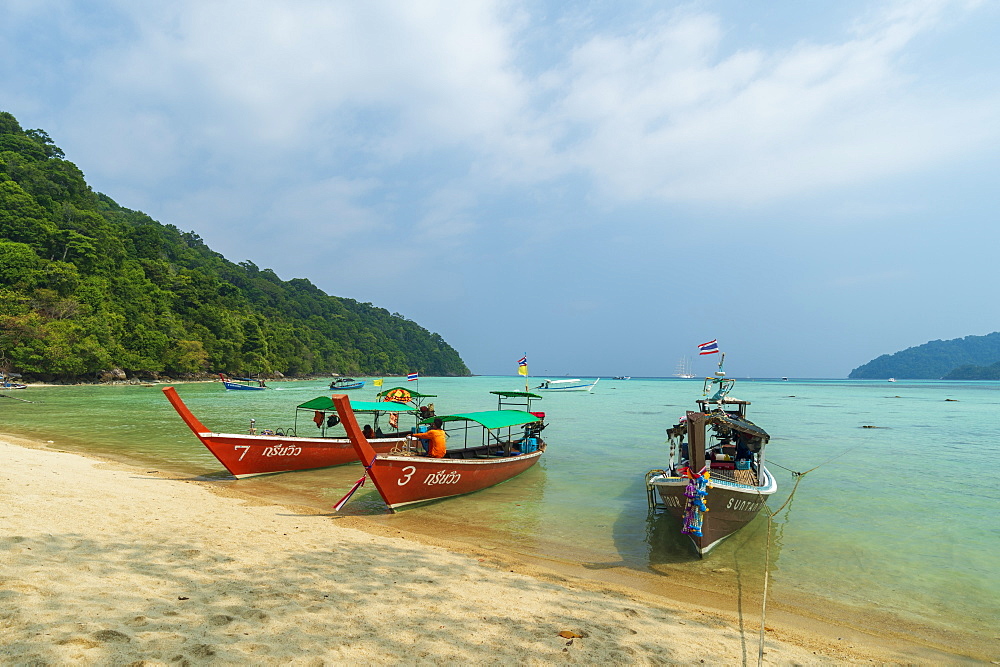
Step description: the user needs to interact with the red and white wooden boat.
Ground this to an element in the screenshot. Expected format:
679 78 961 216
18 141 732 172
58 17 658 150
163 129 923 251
331 393 547 511
162 387 420 478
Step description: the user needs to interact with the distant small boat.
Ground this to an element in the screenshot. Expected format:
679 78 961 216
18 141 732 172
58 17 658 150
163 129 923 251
330 377 365 390
536 378 599 392
782 377 788 381
674 357 695 379
888 378 897 382
0 373 27 389
219 373 267 390
613 376 631 380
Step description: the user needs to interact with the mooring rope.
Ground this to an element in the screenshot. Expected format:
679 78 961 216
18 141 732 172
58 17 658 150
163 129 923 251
754 448 852 667
0 393 33 403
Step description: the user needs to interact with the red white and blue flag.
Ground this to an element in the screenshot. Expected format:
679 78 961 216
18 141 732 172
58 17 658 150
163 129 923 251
698 339 720 355
407 372 419 381
517 355 527 367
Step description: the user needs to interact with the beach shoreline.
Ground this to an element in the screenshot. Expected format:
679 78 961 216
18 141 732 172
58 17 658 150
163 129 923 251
1 435 978 664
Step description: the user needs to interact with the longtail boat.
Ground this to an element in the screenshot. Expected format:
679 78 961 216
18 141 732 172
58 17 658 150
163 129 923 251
331 393 547 511
535 378 599 392
219 373 267 390
329 377 365 390
645 352 777 556
162 387 422 478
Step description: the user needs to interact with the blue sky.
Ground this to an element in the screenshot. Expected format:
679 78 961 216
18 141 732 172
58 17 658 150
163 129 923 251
3 0 998 378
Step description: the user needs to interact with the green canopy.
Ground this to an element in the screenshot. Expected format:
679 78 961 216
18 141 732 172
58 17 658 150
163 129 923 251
422 410 540 429
297 397 415 413
490 391 542 399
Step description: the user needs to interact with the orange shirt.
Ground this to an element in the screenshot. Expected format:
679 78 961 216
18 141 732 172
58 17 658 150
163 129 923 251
412 428 447 458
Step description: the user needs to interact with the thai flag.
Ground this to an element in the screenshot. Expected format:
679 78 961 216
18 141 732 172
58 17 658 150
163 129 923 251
698 339 720 355
407 372 419 381
517 355 527 367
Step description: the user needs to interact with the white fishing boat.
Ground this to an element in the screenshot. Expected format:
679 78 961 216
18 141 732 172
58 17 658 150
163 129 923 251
535 378 599 392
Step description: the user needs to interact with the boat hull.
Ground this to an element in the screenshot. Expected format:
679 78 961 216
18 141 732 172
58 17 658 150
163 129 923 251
163 386 403 477
222 381 266 391
364 451 543 509
330 382 364 390
197 432 406 478
537 381 598 392
650 466 777 556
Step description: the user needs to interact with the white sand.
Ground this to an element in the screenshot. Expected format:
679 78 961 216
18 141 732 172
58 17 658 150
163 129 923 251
0 438 954 665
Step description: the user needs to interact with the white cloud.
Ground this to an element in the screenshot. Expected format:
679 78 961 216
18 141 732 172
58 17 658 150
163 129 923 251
539 1 998 205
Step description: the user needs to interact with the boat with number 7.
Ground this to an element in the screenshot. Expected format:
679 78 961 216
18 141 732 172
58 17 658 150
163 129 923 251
162 387 424 478
645 353 777 556
331 391 547 511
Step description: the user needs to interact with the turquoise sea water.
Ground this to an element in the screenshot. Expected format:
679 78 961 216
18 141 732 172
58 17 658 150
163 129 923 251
2 376 997 658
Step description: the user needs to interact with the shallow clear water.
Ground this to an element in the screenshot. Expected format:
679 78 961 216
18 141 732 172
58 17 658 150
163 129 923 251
3 376 997 655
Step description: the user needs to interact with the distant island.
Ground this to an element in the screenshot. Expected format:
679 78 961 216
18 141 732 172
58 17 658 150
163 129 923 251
0 111 470 382
849 332 1000 379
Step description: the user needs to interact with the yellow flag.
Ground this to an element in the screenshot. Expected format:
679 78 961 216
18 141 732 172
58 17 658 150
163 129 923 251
373 378 383 387
518 364 528 376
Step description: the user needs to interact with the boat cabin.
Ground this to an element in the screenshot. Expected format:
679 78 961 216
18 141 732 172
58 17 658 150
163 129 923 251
490 390 545 421
666 407 769 487
412 410 546 460
293 397 420 438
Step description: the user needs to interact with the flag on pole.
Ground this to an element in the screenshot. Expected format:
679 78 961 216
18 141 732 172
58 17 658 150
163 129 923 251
698 339 720 355
517 355 528 376
407 372 419 381
373 378 383 387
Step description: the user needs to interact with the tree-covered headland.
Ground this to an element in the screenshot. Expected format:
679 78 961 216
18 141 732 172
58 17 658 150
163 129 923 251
0 111 470 381
848 332 1000 379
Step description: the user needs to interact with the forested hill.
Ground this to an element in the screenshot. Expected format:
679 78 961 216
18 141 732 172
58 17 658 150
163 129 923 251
0 111 470 381
848 332 1000 379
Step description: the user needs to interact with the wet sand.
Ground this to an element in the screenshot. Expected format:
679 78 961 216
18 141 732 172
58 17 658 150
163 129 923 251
0 436 973 664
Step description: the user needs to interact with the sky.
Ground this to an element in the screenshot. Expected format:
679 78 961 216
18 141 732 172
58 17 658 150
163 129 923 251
2 0 999 378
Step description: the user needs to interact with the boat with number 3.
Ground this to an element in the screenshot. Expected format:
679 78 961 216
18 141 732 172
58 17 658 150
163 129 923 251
331 392 547 511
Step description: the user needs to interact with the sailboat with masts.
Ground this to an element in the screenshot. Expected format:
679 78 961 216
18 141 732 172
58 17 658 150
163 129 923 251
673 357 695 378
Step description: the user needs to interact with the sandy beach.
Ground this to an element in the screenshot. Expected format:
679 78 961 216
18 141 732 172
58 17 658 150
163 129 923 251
0 436 969 665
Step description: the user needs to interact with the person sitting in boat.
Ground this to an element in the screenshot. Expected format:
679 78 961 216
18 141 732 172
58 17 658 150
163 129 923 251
411 418 447 458
362 424 375 439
